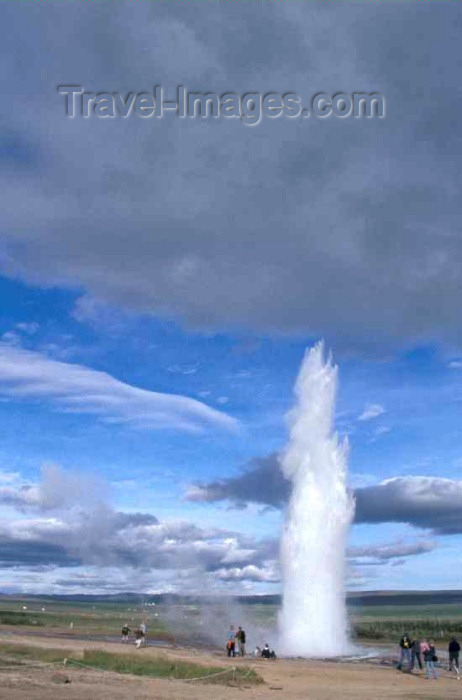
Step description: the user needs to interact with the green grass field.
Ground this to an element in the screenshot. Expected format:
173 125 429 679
350 603 462 641
0 643 263 685
237 600 462 642
0 596 235 641
0 597 171 638
1 594 462 644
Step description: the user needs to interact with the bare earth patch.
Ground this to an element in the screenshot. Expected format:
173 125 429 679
0 629 459 700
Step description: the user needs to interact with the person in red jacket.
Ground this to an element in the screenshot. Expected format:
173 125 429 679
226 625 236 657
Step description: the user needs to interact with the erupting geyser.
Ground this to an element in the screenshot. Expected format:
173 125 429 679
279 343 355 657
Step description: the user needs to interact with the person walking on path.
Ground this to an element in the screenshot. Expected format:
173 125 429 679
121 624 131 643
422 639 439 680
236 627 246 657
448 637 460 679
139 620 148 646
134 629 143 648
410 638 422 671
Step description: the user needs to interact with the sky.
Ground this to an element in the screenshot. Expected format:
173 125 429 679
1 2 462 595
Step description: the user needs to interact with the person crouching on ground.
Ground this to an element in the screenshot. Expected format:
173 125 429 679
236 626 246 657
261 643 271 659
422 639 439 680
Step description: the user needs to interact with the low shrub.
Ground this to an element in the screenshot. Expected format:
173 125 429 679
81 649 263 684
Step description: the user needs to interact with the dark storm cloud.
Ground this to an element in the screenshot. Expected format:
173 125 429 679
186 454 289 509
1 4 462 348
348 540 437 562
0 540 77 568
188 456 462 535
113 512 159 528
354 477 462 535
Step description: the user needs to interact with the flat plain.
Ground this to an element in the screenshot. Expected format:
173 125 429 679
1 593 461 700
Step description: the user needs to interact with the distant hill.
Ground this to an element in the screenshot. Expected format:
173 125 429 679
347 590 462 607
2 590 462 607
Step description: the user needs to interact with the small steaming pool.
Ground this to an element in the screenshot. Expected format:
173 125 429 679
276 644 396 664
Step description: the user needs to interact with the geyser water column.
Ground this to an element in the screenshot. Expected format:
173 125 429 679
279 343 355 657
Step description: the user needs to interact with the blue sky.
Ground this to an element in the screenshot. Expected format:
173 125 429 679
0 2 462 594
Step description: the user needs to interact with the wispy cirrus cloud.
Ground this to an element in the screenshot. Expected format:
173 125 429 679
449 360 462 369
358 403 385 422
0 343 237 433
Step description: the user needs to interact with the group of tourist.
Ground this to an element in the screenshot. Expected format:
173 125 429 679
121 620 148 647
225 625 276 659
122 618 458 679
398 633 460 679
254 643 277 659
226 625 247 657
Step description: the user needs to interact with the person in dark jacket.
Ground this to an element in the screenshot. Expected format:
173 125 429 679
422 639 439 680
236 627 246 657
448 637 460 677
410 638 422 671
397 634 412 670
134 629 143 648
261 643 271 659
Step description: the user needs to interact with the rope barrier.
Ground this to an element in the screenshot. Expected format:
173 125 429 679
64 657 255 684
184 666 236 682
186 664 257 683
64 658 117 674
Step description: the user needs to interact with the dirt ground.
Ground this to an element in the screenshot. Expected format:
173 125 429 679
0 631 459 700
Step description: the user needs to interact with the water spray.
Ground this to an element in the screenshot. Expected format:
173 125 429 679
279 342 354 657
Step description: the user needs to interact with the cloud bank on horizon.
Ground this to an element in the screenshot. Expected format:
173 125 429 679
0 465 437 594
0 465 280 589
